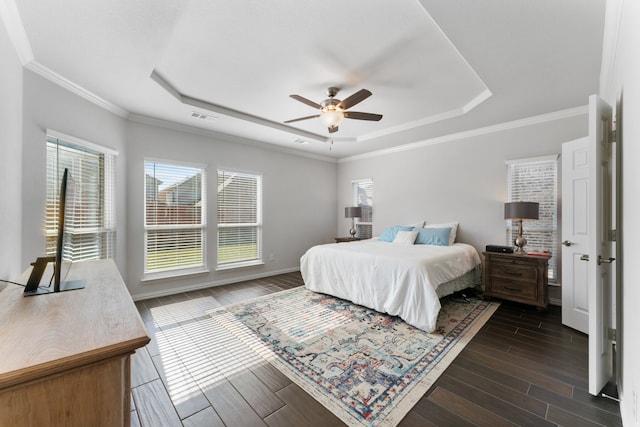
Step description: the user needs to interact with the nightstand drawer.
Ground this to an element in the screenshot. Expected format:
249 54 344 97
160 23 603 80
491 262 538 283
489 278 538 300
482 251 549 309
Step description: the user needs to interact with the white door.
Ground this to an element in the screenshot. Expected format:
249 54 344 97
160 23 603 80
561 138 590 334
588 94 614 396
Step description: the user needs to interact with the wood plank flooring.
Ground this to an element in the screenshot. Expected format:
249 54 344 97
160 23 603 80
132 272 621 426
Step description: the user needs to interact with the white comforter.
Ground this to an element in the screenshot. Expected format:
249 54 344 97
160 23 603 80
300 239 481 332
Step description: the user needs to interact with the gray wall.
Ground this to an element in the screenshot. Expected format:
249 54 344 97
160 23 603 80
125 119 337 298
20 70 128 273
0 23 23 280
337 114 588 256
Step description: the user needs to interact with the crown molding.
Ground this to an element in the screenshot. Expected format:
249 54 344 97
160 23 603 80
25 61 129 118
1 0 129 117
339 105 588 163
358 89 492 142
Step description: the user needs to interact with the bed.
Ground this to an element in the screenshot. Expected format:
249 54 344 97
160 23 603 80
300 237 481 333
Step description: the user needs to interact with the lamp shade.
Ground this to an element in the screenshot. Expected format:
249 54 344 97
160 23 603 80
504 202 539 220
345 206 362 218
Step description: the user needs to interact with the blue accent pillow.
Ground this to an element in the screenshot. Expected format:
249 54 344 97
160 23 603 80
414 227 452 246
379 225 415 242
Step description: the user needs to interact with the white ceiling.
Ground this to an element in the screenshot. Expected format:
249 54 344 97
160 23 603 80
4 0 605 159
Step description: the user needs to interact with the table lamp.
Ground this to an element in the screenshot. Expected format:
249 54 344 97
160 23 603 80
345 207 362 238
504 201 539 254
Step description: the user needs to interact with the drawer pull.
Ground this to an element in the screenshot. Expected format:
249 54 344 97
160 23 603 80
504 286 522 292
503 269 523 276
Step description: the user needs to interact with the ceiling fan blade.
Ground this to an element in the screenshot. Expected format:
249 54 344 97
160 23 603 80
343 111 383 121
284 114 320 124
328 126 339 133
337 89 372 110
290 94 322 110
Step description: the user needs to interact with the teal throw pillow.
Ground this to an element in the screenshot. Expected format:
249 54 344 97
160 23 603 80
414 227 452 246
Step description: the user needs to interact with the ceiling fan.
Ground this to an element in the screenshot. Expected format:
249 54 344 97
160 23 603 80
284 87 383 133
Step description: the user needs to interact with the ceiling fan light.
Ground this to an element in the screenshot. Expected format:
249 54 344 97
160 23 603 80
320 109 344 128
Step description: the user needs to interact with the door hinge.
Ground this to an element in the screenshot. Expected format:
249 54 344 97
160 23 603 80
608 328 617 341
609 229 617 242
610 129 616 143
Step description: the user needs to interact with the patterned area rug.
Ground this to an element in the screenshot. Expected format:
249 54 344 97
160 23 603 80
207 287 499 426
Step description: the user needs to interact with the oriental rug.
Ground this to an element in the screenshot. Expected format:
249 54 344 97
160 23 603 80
206 287 499 427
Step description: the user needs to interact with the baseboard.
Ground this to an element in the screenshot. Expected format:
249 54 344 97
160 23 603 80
548 283 561 306
132 267 300 301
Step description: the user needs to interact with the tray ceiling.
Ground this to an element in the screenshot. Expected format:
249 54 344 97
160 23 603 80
4 0 605 158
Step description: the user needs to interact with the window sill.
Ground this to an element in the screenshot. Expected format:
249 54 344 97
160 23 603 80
216 260 264 271
142 267 210 284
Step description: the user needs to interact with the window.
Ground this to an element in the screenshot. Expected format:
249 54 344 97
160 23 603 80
353 179 373 239
506 156 559 281
46 133 116 261
144 161 206 275
217 170 262 268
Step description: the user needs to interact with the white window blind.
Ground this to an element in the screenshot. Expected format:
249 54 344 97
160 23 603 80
217 170 262 267
46 135 116 261
144 161 206 274
506 156 559 281
353 179 373 239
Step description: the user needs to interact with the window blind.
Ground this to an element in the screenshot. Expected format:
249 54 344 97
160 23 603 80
144 161 206 273
353 179 373 239
217 170 262 266
506 157 558 281
46 136 116 261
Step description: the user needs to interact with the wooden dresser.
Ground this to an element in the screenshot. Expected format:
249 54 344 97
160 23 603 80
0 259 149 426
482 251 550 309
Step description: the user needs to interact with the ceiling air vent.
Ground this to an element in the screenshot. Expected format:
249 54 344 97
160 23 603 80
190 111 216 121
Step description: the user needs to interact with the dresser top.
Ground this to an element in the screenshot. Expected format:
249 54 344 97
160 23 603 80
0 259 149 389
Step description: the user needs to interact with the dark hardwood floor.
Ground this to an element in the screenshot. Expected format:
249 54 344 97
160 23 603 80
132 272 621 426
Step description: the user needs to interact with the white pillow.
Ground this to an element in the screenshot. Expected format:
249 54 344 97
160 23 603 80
423 222 459 245
393 230 419 245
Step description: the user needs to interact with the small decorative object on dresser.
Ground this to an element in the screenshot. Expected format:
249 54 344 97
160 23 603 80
483 251 550 309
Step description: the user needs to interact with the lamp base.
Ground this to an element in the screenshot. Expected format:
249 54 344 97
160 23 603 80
349 217 356 238
513 234 527 254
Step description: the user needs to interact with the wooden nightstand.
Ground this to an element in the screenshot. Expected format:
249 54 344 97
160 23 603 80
334 237 362 243
482 251 550 309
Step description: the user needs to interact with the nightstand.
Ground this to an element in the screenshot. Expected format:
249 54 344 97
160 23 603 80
334 237 362 243
482 251 550 309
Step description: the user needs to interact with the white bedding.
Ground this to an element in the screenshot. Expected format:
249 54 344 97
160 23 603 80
300 239 481 332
